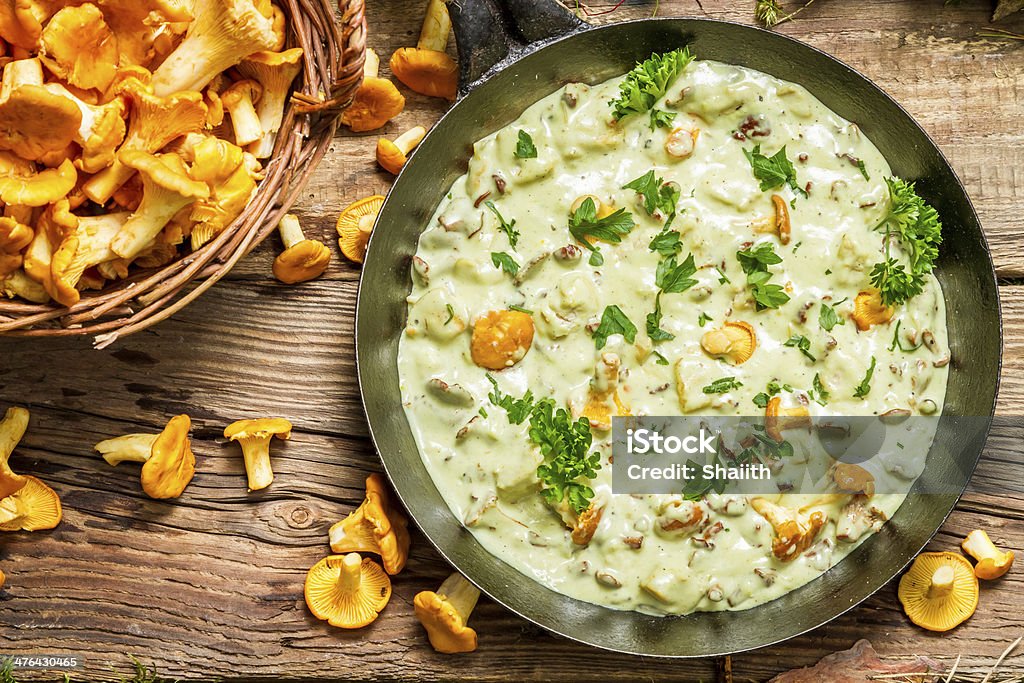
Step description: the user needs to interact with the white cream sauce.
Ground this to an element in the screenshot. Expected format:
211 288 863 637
397 59 950 615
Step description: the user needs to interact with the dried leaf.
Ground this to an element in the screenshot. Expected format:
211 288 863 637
768 640 943 683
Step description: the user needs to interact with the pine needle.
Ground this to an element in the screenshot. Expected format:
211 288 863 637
981 635 1023 683
979 28 1024 41
755 0 819 27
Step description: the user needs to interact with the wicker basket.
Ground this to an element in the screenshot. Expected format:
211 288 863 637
0 0 366 347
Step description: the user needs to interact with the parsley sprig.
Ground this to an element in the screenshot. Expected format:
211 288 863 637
743 144 807 198
853 356 877 398
610 47 694 120
646 292 674 341
514 130 537 159
703 377 743 394
783 334 816 362
485 200 519 249
593 304 637 349
623 170 681 227
737 242 790 310
818 297 848 332
870 178 943 306
568 197 635 266
491 251 519 276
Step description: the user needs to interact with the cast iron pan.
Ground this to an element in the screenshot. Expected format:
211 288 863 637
355 0 1002 657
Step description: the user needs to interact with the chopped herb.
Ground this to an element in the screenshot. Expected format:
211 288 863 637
784 334 816 362
737 242 790 310
623 170 680 223
767 380 793 395
743 144 807 198
485 200 520 249
478 406 488 418
698 312 712 327
652 349 670 365
649 108 677 130
792 241 802 253
444 303 455 325
897 441 905 449
610 47 694 120
853 356 877 398
702 377 743 394
888 320 923 352
753 392 770 409
649 229 681 257
656 252 699 293
646 292 675 342
593 304 638 349
589 251 604 267
509 304 533 315
682 456 727 500
818 297 848 332
514 129 537 159
491 251 520 276
715 265 731 284
737 241 783 272
811 372 829 405
824 268 832 275
486 374 535 424
856 158 870 181
750 281 790 310
568 197 636 263
870 177 942 306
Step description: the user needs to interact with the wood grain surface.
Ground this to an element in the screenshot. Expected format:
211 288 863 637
2 0 1024 681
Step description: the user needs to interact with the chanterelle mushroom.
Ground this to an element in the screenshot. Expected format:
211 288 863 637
751 497 825 562
94 414 196 499
336 195 384 264
376 125 426 175
0 58 81 161
0 475 62 532
150 0 279 96
223 417 292 491
390 0 457 100
304 553 392 629
49 212 129 307
221 79 264 147
341 49 405 133
414 572 481 654
38 4 118 92
0 406 29 499
961 529 1014 580
235 47 304 158
185 135 258 250
898 551 978 632
272 213 331 284
43 83 127 174
329 473 410 575
0 158 77 207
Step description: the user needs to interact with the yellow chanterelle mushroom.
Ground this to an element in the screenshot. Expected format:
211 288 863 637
305 553 391 629
376 125 427 175
272 213 331 284
336 195 385 264
223 417 292 491
898 551 978 632
961 529 1014 580
389 0 458 100
414 572 481 653
95 414 196 499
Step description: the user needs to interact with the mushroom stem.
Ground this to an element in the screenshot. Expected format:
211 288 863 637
437 572 480 619
95 434 158 466
2 58 44 96
238 436 274 491
223 81 264 147
364 48 380 79
418 0 451 52
928 565 955 599
339 553 363 593
394 126 427 155
278 213 305 250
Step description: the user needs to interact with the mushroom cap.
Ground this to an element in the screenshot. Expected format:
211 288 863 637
329 473 410 575
223 417 293 441
39 4 118 92
0 158 77 207
340 78 405 133
962 529 1015 580
0 475 61 531
413 590 478 653
389 47 457 100
852 288 894 331
221 78 264 107
0 217 33 253
899 552 978 631
375 138 407 175
700 321 756 365
0 405 29 499
305 553 391 629
0 84 82 161
272 239 331 284
140 414 195 499
120 150 209 199
336 195 384 264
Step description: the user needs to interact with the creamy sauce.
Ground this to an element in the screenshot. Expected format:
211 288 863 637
397 59 950 615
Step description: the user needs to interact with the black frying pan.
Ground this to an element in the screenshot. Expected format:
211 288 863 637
355 0 1001 656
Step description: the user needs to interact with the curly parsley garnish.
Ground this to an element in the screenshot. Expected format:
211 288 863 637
853 356 877 398
610 47 694 120
514 129 537 159
487 376 600 514
737 242 791 310
491 251 520 276
485 200 519 249
703 377 743 394
568 197 635 266
593 304 637 349
743 144 807 198
870 178 942 306
649 108 677 130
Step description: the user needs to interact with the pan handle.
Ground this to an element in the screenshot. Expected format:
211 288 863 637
449 0 586 95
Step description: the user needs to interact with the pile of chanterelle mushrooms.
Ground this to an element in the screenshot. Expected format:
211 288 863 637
0 0 308 305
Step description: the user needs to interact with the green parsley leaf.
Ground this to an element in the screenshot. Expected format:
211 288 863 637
818 297 848 332
698 312 712 327
753 392 770 408
853 357 877 398
509 304 533 315
737 241 783 273
478 406 488 418
656 252 698 293
888 320 923 352
649 229 681 257
646 292 675 342
751 283 790 310
610 47 694 120
589 251 604 266
767 381 792 395
652 350 670 365
703 377 743 394
743 144 807 198
514 129 537 159
486 375 535 424
568 197 636 261
811 372 829 405
529 399 601 514
783 334 816 362
870 177 942 306
649 108 677 130
737 242 790 310
856 159 869 181
491 251 520 276
715 265 731 284
623 170 680 223
485 200 520 249
444 303 455 325
593 304 638 349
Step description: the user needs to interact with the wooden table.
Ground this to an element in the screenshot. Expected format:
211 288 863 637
3 1 1024 680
